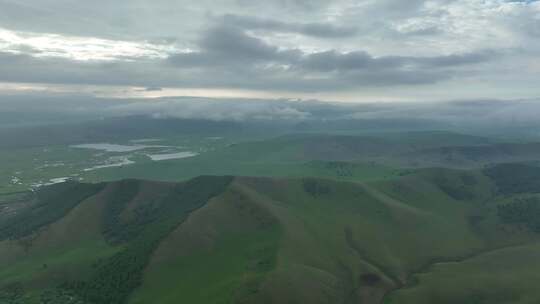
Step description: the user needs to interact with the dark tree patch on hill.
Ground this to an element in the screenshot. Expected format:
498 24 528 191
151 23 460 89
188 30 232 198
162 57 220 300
460 174 478 186
229 193 276 230
485 163 540 195
303 178 331 196
467 215 486 228
432 174 475 201
360 273 381 286
322 161 354 177
497 197 540 232
0 182 104 241
101 179 141 244
0 283 23 303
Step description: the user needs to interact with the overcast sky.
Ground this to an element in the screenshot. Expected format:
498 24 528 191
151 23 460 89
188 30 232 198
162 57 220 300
0 0 539 102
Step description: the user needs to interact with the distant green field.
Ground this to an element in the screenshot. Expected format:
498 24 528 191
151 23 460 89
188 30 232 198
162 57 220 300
82 158 401 184
4 130 540 195
0 135 236 194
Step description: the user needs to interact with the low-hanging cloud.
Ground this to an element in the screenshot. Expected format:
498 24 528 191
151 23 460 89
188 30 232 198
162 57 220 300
3 93 540 130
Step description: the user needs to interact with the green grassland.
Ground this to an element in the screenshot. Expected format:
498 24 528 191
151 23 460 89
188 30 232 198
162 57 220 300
0 133 240 194
2 163 540 303
5 130 540 196
80 131 540 185
65 131 433 184
82 158 401 185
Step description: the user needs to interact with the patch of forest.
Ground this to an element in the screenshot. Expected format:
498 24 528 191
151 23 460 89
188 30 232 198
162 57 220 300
0 182 104 241
485 163 540 195
498 197 540 232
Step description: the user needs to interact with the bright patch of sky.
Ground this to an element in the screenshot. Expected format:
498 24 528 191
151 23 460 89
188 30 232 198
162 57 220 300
0 27 182 61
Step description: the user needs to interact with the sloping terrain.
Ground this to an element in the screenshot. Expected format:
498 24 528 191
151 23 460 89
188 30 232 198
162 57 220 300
2 164 540 303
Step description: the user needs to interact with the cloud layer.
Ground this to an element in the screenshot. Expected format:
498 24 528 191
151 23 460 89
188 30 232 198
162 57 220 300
0 0 538 101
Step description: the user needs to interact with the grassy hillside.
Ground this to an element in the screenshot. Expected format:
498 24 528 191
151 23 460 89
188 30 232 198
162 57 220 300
385 243 540 304
2 164 540 303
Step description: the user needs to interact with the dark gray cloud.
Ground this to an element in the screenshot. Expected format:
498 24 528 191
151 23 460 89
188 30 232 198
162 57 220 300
195 25 301 63
299 50 495 72
165 25 496 89
167 25 302 68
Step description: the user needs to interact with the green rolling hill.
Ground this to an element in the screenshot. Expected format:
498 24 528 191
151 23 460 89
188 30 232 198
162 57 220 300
2 164 540 304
